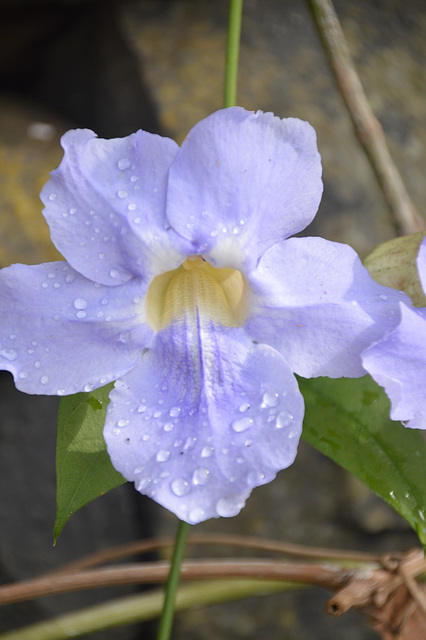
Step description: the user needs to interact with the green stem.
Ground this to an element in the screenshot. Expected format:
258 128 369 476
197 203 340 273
223 0 244 108
156 519 190 640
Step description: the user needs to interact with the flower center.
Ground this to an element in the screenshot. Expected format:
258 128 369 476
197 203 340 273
146 255 248 331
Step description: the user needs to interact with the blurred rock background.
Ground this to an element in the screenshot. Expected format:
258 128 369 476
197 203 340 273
0 0 424 638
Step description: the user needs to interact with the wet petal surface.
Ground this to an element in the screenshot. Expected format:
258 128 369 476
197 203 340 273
166 108 323 269
41 129 186 285
104 319 303 523
247 237 409 377
0 262 152 395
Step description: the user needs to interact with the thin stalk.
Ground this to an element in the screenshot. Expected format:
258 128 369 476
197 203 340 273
223 0 243 107
156 519 190 640
308 0 425 235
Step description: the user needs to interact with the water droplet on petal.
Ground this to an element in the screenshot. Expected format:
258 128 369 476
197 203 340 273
73 298 88 310
276 411 294 429
118 158 131 170
262 391 280 408
169 406 181 418
128 203 137 211
117 419 129 428
216 498 242 517
76 310 86 319
136 477 151 491
109 269 119 279
192 467 210 485
184 436 197 451
57 389 66 396
34 361 41 368
201 445 214 458
163 422 174 432
239 402 250 412
65 274 75 283
0 348 17 361
40 375 49 384
117 189 128 199
232 417 253 432
171 478 190 496
156 449 170 462
189 508 205 523
48 193 56 201
84 383 94 392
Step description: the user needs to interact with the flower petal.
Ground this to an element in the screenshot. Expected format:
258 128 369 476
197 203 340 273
362 304 426 429
0 262 152 395
166 107 323 269
246 237 409 377
104 320 304 523
41 129 186 285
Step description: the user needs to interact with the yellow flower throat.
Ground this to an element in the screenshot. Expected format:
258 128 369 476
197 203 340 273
146 256 248 331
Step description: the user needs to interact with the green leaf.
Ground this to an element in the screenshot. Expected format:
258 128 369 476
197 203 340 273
54 384 126 542
300 375 426 546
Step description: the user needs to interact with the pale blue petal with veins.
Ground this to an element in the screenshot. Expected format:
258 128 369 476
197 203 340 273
362 238 426 429
0 107 409 523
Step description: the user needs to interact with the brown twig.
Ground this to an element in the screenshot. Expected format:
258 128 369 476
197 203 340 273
48 533 380 575
0 559 352 606
308 0 425 235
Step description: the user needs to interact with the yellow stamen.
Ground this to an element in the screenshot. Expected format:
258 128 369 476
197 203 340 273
146 256 248 331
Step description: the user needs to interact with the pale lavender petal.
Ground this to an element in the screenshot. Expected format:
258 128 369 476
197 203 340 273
41 129 187 285
0 262 152 395
416 237 426 294
362 304 426 429
166 107 323 269
104 319 303 524
246 237 409 377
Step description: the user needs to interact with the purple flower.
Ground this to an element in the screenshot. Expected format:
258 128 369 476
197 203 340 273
363 238 426 429
0 107 407 523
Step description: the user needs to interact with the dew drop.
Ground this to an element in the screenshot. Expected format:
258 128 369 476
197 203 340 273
239 402 250 413
232 417 253 433
169 406 181 418
163 422 174 432
171 478 190 496
48 193 56 201
84 383 94 392
118 158 131 170
18 371 28 379
34 361 41 368
201 445 214 458
69 208 77 215
276 411 294 429
117 189 128 199
73 298 88 310
184 436 197 451
137 404 147 413
47 272 56 279
99 252 106 259
57 389 66 396
247 470 265 485
40 375 49 384
128 203 137 211
65 274 75 283
117 419 129 428
0 348 17 361
136 477 151 491
216 498 241 517
156 449 170 462
118 331 131 343
262 391 280 408
76 310 86 319
192 467 210 485
189 508 205 523
109 269 119 279
378 294 388 301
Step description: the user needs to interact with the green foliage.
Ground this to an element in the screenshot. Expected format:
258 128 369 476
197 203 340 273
54 384 126 542
300 375 426 546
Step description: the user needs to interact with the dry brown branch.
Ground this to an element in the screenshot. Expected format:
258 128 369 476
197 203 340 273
308 0 425 235
0 559 352 606
48 533 380 576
